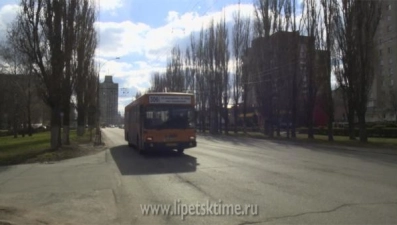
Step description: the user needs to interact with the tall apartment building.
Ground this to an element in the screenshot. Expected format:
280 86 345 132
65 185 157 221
243 31 328 127
99 76 119 126
367 0 397 122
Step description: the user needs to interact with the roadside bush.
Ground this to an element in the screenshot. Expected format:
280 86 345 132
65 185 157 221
0 130 11 137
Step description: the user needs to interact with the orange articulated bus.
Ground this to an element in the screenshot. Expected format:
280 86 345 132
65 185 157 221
124 92 197 154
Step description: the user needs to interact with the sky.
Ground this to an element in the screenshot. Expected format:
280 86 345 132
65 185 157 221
0 0 256 114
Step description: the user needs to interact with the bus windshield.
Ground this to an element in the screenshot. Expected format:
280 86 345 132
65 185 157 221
144 106 195 129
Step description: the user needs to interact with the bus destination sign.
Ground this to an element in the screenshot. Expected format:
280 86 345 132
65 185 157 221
149 95 191 104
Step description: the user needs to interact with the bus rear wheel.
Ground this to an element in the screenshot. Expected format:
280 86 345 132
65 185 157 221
138 136 146 154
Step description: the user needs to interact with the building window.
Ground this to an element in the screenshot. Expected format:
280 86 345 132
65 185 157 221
379 49 383 56
390 68 394 75
389 58 393 64
380 60 384 65
379 38 382 44
383 80 386 86
388 4 391 10
391 80 394 86
388 47 392 54
387 25 392 32
388 15 391 21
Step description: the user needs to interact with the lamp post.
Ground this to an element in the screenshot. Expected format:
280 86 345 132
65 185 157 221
94 57 120 145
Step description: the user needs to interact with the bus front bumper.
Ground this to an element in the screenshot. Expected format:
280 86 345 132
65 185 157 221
143 141 197 150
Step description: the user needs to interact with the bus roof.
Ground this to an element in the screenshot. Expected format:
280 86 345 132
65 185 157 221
125 92 194 111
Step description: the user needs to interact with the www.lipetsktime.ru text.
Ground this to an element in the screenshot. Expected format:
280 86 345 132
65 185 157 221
140 200 259 220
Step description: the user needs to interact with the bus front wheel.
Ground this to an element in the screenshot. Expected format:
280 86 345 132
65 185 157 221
138 136 146 154
177 148 184 154
126 132 133 147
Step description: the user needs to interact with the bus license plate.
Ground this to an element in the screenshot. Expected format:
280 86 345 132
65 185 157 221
166 143 177 147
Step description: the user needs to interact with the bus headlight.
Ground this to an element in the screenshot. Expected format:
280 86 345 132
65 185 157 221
190 136 195 140
146 137 153 141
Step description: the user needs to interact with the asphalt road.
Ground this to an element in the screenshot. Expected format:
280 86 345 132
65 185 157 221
1 128 397 225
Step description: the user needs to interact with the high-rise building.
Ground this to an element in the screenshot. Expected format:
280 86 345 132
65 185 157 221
367 0 397 122
99 76 118 126
243 31 329 127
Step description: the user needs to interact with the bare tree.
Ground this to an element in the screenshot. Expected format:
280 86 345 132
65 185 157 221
0 41 33 137
335 0 381 142
301 0 320 139
232 3 250 134
214 15 230 134
149 71 166 92
253 0 273 136
192 28 209 132
135 91 142 99
75 0 97 137
354 1 381 142
167 46 185 92
319 0 338 141
61 0 77 143
290 0 301 138
8 0 65 149
389 88 397 123
205 20 218 134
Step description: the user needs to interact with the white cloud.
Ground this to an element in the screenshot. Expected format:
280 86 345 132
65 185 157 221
0 2 258 111
166 11 179 23
96 3 255 60
95 0 124 12
95 3 257 110
0 4 19 41
95 21 151 58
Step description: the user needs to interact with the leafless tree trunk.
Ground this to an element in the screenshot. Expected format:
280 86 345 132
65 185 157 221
61 0 77 144
320 0 338 141
301 0 320 139
8 0 65 149
232 3 250 134
214 16 230 134
0 43 22 138
389 88 397 123
335 0 381 142
254 0 273 136
75 0 97 137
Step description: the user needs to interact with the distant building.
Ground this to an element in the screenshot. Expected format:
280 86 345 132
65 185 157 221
367 0 397 122
99 76 118 125
243 31 329 127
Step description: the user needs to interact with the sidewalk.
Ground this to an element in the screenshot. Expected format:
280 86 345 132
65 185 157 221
0 149 119 225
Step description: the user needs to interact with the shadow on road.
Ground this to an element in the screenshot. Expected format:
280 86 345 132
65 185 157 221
198 133 260 147
110 145 198 175
0 166 10 174
199 133 397 164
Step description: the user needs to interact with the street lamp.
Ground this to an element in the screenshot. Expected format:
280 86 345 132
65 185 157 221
94 57 120 145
